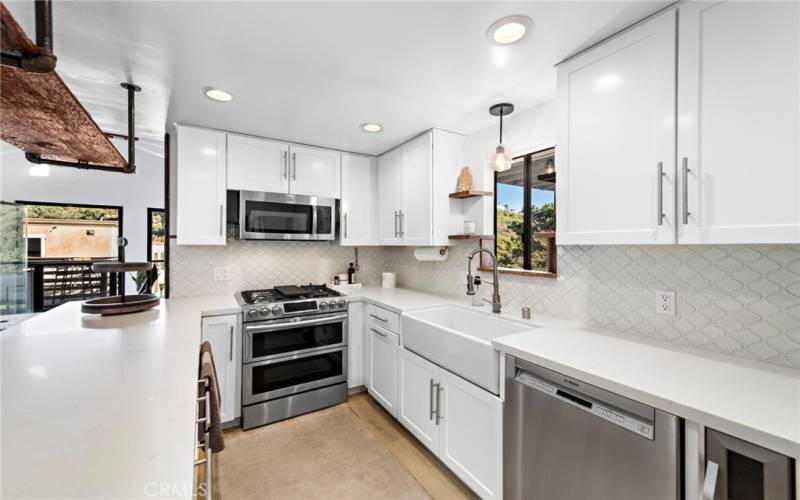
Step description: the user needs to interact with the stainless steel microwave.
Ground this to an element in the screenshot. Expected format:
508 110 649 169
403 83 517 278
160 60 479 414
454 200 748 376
239 191 335 241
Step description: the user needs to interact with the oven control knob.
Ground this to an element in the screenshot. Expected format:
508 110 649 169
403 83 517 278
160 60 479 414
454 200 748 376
319 302 328 310
328 301 337 309
248 309 258 318
260 308 269 316
338 300 347 308
271 307 281 315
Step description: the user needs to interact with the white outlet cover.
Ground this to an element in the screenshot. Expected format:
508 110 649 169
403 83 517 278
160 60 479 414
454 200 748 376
213 267 231 282
656 290 676 316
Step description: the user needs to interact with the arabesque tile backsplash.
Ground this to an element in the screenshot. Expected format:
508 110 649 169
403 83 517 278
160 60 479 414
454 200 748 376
170 234 800 368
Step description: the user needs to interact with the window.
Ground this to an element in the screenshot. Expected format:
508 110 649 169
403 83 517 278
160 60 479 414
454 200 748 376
147 208 166 296
26 236 44 258
494 147 556 275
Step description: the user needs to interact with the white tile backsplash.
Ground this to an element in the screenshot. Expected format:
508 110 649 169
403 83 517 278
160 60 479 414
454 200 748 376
382 242 800 369
169 232 800 368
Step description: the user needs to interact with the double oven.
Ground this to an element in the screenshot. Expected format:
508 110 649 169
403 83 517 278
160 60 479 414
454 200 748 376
241 309 348 429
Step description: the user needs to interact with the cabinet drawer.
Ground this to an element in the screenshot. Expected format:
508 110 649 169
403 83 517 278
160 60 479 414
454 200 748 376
366 303 400 334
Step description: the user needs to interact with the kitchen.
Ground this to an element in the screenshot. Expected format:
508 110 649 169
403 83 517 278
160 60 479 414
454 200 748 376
1 1 799 500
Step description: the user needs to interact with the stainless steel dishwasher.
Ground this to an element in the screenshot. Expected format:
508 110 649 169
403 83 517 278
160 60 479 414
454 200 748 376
504 355 681 500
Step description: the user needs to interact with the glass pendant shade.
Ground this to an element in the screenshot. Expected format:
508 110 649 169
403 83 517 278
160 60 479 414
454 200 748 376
492 144 512 172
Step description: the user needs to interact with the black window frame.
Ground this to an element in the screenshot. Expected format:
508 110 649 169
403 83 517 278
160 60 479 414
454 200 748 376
146 207 165 264
493 146 556 274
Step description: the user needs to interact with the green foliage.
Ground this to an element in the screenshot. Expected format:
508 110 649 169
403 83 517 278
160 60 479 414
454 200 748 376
150 211 165 244
0 204 25 267
26 205 118 221
496 202 555 271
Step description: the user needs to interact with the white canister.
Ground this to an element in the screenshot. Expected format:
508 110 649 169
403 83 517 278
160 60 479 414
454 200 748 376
463 221 476 234
382 272 396 288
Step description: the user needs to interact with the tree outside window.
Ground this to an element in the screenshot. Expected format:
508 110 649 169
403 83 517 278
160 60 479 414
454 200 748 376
494 148 556 274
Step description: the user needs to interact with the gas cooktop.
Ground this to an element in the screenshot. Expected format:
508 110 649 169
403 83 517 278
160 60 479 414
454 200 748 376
237 284 346 322
240 284 341 304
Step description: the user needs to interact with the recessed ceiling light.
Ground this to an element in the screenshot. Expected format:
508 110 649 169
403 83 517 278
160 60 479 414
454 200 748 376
360 123 383 133
205 88 233 102
486 15 533 46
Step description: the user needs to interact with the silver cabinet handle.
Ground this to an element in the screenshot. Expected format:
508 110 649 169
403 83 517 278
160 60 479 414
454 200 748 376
393 210 399 237
229 326 234 361
218 205 223 236
369 313 388 323
398 211 404 237
292 152 297 180
370 327 388 338
657 162 665 226
429 379 436 421
682 157 690 225
282 150 288 179
435 384 443 424
702 460 719 500
343 213 348 239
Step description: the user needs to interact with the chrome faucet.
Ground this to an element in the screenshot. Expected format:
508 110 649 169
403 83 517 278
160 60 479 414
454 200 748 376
466 248 501 313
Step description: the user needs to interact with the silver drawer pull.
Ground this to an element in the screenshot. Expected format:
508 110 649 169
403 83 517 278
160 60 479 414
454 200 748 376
370 327 388 338
369 313 389 323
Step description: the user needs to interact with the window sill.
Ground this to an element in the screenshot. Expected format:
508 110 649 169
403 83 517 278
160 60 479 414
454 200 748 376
478 267 557 279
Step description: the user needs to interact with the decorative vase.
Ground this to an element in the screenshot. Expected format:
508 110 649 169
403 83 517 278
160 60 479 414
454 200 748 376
456 166 473 192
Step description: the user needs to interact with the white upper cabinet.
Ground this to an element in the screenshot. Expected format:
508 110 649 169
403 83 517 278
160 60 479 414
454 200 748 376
340 153 376 246
289 145 341 198
173 125 228 245
378 147 404 245
400 133 434 246
226 134 289 193
556 11 677 245
677 0 800 244
377 129 463 247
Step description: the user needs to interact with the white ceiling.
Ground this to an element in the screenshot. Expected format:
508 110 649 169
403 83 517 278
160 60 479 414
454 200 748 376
5 1 671 155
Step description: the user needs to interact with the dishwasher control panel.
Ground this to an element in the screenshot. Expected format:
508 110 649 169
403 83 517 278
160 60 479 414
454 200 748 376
516 370 654 440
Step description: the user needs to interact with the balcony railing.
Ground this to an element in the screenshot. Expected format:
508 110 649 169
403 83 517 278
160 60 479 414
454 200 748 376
28 258 118 312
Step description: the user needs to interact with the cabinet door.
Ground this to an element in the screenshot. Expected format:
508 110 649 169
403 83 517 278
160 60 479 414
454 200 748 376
439 370 503 499
400 133 433 246
677 1 800 244
367 325 399 416
175 126 227 245
378 148 403 245
398 349 440 454
201 314 239 423
227 134 289 193
341 154 376 246
347 301 365 388
289 145 341 198
556 11 676 245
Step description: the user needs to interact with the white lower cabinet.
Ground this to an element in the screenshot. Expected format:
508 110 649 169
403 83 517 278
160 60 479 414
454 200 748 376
367 324 399 417
347 301 365 388
398 348 502 499
201 314 240 423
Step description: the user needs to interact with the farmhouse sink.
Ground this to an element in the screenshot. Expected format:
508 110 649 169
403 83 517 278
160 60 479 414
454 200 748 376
402 305 536 394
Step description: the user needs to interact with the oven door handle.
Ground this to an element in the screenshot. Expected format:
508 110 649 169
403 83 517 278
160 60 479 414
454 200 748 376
244 313 348 333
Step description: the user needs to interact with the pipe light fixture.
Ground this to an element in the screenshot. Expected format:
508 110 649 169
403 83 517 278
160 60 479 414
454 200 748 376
489 103 514 172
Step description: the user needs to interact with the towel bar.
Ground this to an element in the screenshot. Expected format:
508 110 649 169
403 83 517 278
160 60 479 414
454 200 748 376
194 376 212 499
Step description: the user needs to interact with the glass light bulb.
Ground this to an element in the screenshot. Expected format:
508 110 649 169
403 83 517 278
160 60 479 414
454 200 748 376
492 144 512 172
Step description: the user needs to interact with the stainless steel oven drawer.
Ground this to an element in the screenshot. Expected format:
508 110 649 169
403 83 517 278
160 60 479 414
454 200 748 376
242 382 347 430
243 346 347 405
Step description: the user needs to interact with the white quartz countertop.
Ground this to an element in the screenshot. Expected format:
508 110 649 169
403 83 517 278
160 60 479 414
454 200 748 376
0 295 239 499
345 285 800 458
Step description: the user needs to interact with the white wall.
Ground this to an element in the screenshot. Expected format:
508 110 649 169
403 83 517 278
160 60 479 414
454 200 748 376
0 138 165 267
461 101 556 233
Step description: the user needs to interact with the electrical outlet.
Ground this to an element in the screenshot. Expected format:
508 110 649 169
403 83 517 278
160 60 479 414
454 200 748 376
656 290 676 316
213 267 231 282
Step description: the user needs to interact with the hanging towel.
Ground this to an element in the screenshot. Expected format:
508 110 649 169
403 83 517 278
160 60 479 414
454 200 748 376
198 341 225 452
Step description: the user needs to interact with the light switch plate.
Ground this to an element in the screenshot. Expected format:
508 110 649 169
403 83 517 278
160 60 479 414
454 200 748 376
656 290 676 316
213 267 231 282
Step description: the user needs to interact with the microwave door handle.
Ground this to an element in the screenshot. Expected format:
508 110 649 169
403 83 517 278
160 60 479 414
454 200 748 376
702 460 719 500
311 206 319 238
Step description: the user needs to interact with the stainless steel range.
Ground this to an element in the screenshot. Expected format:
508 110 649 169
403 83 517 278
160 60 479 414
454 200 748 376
237 284 348 430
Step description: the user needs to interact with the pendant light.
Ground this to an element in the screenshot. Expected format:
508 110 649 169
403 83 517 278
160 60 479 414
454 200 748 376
489 103 514 172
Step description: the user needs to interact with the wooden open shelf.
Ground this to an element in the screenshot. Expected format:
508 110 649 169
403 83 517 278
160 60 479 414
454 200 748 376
448 234 494 240
448 191 493 199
